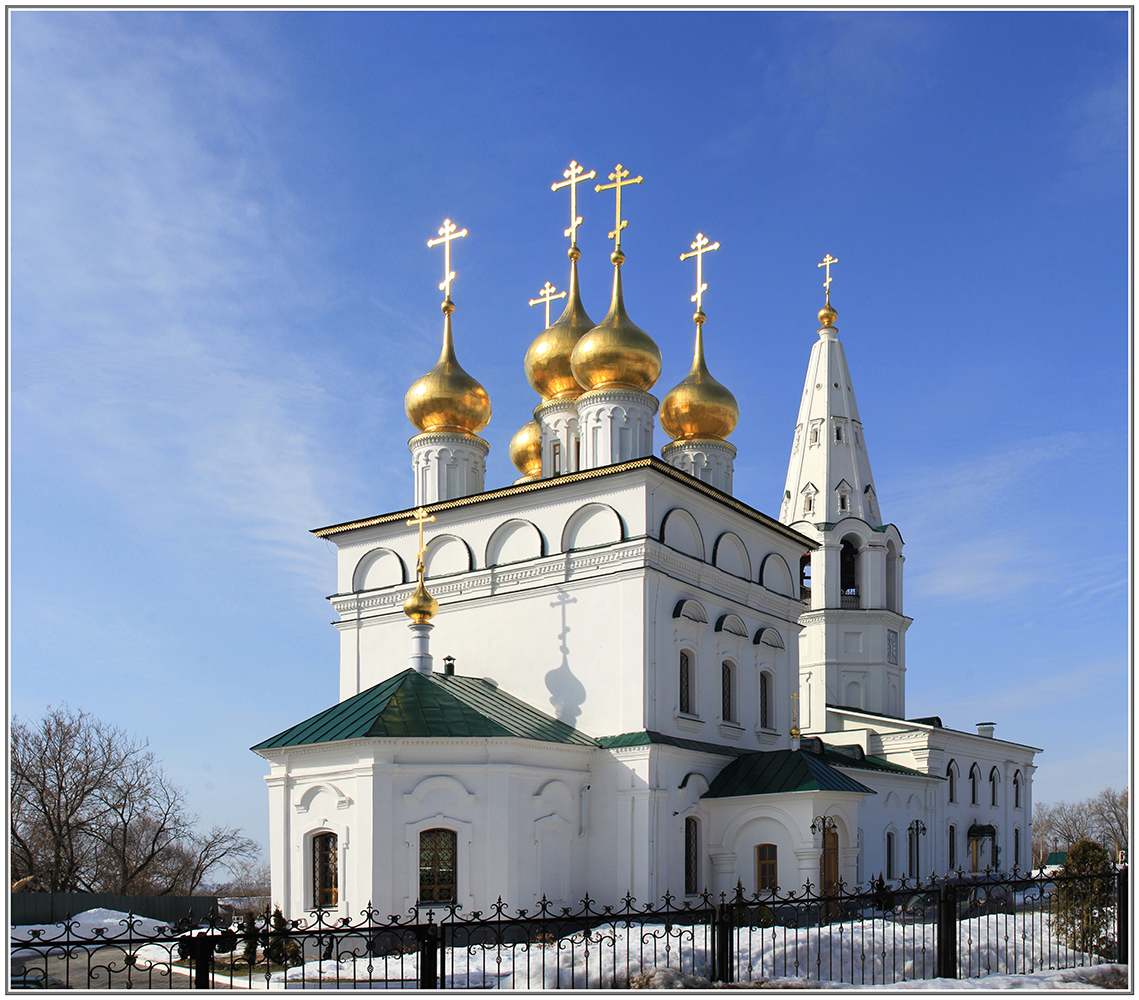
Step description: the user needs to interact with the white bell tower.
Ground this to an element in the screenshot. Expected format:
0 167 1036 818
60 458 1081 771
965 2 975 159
781 258 910 731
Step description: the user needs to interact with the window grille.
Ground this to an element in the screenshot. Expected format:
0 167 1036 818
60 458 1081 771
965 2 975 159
721 663 733 723
419 828 457 903
313 832 338 908
760 673 770 729
757 844 778 890
684 818 699 894
679 652 691 715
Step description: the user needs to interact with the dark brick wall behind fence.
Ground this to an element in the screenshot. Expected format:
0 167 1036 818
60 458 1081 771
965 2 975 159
11 893 218 926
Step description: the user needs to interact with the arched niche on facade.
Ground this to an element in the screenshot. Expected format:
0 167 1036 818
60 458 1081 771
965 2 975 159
753 627 785 650
353 547 407 592
712 531 751 580
673 599 709 625
561 503 623 552
715 614 749 639
660 507 705 561
485 518 544 567
423 535 474 579
759 553 795 597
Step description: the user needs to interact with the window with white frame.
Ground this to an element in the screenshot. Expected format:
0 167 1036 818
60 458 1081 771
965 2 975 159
312 832 338 909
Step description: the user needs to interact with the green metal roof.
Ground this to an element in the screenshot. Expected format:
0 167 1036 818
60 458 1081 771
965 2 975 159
596 730 747 757
703 749 876 798
251 669 597 750
819 743 938 779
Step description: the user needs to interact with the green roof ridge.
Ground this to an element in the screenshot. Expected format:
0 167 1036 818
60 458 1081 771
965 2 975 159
252 669 597 750
703 748 876 798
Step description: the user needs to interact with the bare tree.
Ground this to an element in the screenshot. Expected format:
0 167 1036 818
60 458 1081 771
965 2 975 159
11 706 258 895
1032 801 1058 868
1089 787 1128 858
1050 800 1096 848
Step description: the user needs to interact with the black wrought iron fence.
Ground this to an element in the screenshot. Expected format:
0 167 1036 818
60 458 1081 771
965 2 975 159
10 866 1126 990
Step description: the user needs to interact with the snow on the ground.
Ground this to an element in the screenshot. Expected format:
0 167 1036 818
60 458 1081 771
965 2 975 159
11 907 174 964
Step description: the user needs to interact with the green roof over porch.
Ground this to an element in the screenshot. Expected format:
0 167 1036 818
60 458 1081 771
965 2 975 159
703 748 877 798
251 669 597 750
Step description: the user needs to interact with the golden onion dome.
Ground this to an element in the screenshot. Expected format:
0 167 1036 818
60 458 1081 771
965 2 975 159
524 251 595 401
659 318 739 443
509 419 543 482
405 305 492 435
818 298 838 328
402 571 439 623
571 260 661 393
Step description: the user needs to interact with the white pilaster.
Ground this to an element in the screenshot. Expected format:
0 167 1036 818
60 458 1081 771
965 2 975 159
576 387 658 470
409 431 489 505
534 398 581 477
660 438 736 494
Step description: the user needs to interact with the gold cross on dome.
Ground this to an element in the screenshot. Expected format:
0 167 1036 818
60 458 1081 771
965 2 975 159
552 160 597 245
790 690 800 732
595 164 643 252
817 254 839 298
427 219 469 300
529 281 567 329
406 506 436 571
680 233 721 312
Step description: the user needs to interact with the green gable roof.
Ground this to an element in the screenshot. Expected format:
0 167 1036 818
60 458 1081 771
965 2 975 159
251 669 596 750
703 748 876 798
596 730 748 757
818 742 938 779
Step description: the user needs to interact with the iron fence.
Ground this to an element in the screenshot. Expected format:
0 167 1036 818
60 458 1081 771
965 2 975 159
10 866 1126 989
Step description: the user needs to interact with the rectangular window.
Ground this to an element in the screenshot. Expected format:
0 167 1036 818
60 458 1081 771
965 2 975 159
419 828 457 903
313 832 338 908
679 652 691 715
551 441 562 475
886 832 895 879
887 630 899 666
685 818 699 894
757 844 778 890
949 825 957 870
760 673 770 729
574 437 580 470
721 663 733 722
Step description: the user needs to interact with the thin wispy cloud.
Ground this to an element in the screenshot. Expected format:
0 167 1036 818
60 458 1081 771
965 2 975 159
12 13 353 589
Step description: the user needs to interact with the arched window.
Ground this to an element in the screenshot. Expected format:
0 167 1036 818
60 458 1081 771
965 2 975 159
679 651 693 715
759 672 771 729
948 824 957 871
990 768 1000 807
799 554 812 601
684 818 699 895
721 662 735 723
756 844 778 890
312 832 338 909
1013 771 1022 809
970 765 980 805
840 539 859 607
946 760 958 803
886 831 896 879
419 828 457 903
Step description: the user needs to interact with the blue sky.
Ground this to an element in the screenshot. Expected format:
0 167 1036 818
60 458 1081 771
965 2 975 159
11 11 1129 859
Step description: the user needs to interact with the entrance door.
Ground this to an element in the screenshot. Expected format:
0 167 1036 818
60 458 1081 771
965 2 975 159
970 836 980 872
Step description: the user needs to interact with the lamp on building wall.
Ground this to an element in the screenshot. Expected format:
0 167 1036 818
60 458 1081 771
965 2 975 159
811 815 837 836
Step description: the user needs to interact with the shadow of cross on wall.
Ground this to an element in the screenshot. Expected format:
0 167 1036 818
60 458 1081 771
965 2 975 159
544 589 586 729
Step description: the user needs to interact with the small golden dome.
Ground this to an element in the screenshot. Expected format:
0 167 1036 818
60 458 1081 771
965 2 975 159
659 322 739 443
571 264 661 393
403 572 439 623
405 308 492 435
524 253 595 401
818 299 838 327
509 419 542 481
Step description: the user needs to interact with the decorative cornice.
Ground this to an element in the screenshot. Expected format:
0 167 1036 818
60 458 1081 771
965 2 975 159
313 457 816 548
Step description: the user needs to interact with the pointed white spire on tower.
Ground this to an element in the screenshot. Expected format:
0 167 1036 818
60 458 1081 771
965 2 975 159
780 257 881 527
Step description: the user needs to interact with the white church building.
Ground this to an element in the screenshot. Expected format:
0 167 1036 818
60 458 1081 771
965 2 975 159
253 164 1040 921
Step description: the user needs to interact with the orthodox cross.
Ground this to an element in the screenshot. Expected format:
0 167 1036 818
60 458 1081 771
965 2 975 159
427 219 469 300
406 506 436 574
817 253 839 299
552 160 596 245
680 233 720 312
790 690 800 733
529 281 567 329
595 164 643 252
